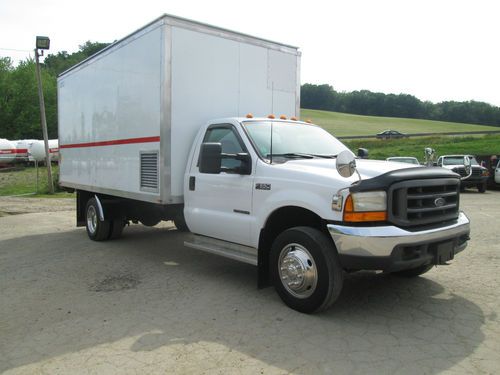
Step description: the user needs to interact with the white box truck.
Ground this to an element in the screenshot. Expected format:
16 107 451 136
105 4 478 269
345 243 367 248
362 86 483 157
59 14 471 313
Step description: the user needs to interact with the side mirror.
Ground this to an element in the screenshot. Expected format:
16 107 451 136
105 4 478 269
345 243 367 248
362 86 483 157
424 147 436 167
461 156 472 180
336 150 357 178
199 142 222 174
224 152 252 175
357 148 369 159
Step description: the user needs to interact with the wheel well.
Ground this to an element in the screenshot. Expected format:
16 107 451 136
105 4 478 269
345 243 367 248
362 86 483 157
257 206 329 288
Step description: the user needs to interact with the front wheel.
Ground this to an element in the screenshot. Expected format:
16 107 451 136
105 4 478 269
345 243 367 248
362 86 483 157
477 183 486 193
270 227 343 314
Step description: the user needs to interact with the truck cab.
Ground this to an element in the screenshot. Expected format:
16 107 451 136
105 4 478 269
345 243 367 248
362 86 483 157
181 117 471 313
437 155 489 192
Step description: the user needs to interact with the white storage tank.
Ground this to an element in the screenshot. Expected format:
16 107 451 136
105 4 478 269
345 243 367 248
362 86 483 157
28 140 46 162
0 138 17 164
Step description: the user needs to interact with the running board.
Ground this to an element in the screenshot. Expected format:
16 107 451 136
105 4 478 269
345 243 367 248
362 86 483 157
184 234 258 266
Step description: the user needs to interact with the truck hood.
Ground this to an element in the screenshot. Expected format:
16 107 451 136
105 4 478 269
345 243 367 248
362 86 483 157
276 158 420 181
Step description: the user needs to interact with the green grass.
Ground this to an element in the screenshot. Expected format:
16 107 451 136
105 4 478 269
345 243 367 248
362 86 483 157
302 109 500 137
343 135 500 160
0 165 73 197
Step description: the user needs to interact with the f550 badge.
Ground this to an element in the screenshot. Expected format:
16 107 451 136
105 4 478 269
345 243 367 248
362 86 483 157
255 183 271 190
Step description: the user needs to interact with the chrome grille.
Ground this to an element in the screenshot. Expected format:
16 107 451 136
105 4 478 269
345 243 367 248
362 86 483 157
389 178 460 227
140 151 159 192
454 167 482 178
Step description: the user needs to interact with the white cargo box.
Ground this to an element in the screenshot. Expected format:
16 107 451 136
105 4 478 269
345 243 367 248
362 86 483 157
58 14 300 204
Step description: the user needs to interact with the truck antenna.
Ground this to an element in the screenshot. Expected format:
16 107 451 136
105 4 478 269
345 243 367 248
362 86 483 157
270 121 273 164
271 82 274 114
270 82 274 164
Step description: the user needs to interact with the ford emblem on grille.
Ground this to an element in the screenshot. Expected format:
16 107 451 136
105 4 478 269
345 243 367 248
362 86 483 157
434 197 446 207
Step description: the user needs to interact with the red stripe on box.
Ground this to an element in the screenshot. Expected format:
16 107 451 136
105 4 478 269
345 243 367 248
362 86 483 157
59 136 160 149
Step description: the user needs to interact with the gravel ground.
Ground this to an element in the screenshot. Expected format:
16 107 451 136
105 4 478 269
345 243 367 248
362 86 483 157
0 196 74 216
0 191 499 374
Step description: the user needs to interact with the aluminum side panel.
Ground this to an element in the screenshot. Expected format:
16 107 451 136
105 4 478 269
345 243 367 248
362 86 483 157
170 27 240 198
58 25 163 201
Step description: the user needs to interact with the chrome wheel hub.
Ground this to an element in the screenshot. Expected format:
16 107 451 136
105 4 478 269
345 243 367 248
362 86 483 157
278 243 317 299
87 205 97 234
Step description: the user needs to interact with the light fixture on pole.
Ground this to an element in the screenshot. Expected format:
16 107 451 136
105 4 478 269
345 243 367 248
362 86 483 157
34 35 54 194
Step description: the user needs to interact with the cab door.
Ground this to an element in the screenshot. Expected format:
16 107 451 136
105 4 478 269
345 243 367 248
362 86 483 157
184 124 254 246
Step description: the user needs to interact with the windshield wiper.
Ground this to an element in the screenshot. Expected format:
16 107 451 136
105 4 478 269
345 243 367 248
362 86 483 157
269 153 337 159
267 153 314 159
308 154 337 159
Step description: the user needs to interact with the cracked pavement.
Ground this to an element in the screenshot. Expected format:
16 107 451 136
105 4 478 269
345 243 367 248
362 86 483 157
0 191 499 374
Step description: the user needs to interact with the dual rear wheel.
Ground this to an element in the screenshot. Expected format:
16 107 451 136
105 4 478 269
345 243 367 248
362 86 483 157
85 198 124 241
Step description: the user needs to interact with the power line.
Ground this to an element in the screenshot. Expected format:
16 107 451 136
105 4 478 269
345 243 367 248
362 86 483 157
0 47 32 53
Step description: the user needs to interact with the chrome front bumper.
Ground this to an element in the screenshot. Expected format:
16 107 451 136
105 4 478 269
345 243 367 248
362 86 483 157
327 212 470 258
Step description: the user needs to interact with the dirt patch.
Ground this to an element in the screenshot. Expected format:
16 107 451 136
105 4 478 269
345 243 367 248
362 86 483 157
89 274 141 292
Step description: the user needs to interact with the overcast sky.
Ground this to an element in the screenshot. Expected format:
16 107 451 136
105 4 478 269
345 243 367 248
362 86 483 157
1 0 499 106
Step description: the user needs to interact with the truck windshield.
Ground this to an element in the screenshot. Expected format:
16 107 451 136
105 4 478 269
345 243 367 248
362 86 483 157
443 157 478 166
242 121 350 162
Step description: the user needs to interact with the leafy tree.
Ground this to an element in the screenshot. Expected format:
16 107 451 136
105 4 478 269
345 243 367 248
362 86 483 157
0 41 109 140
44 41 110 76
300 84 500 127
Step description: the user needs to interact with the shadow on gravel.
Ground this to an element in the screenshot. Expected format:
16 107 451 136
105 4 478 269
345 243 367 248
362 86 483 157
0 224 486 374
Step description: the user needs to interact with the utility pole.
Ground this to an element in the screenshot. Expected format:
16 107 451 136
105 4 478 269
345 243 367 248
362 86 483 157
34 36 54 194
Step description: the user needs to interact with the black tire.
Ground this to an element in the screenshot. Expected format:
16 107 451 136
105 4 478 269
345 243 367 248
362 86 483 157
85 197 111 241
270 227 343 314
173 213 190 232
477 183 486 193
108 220 125 240
392 264 433 277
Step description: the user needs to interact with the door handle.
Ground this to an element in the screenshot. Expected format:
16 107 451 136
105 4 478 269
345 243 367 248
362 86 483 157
189 176 195 191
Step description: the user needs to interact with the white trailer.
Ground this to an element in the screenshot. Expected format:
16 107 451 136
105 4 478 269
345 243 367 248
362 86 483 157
58 14 300 205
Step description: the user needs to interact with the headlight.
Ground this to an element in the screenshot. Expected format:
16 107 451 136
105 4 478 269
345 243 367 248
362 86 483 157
344 191 387 222
351 191 387 211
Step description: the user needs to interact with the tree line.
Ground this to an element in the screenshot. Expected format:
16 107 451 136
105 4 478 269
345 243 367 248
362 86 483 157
301 84 500 127
0 41 109 140
1 44 499 141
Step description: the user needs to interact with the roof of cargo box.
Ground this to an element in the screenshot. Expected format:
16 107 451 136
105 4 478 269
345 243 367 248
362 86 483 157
58 13 300 78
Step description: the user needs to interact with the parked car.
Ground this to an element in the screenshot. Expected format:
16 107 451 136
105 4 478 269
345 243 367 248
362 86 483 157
437 155 489 192
376 130 407 139
386 156 420 165
495 159 500 184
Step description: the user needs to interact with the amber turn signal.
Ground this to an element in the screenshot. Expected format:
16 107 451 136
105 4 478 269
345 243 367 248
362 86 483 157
343 195 387 222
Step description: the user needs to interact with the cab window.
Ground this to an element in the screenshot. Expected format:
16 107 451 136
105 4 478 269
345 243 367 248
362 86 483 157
201 126 247 172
